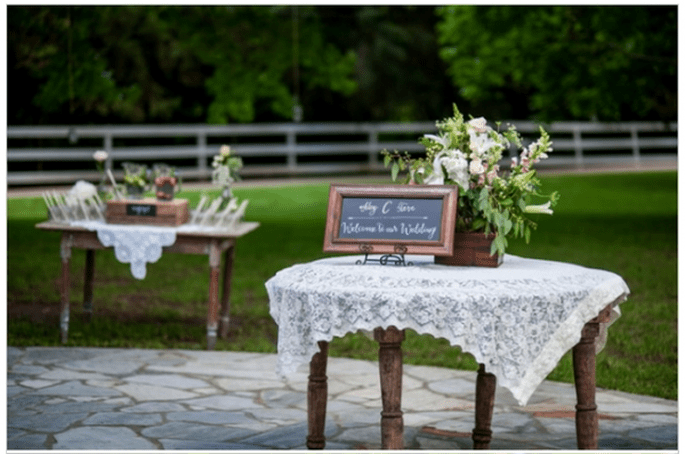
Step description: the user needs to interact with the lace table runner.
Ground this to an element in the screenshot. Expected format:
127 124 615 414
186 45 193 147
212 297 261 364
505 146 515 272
72 221 177 279
266 254 629 406
70 220 252 279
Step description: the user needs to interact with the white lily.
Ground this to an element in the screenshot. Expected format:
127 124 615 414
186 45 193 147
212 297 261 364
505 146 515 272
423 134 450 149
524 201 554 215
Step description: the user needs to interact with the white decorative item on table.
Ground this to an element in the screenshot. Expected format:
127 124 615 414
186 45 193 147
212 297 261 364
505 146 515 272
188 144 249 229
122 161 151 200
72 220 176 279
152 163 181 201
42 180 106 223
212 144 243 201
93 149 109 194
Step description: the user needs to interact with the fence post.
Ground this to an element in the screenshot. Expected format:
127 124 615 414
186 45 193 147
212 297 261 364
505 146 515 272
103 132 113 173
573 126 584 169
198 130 208 179
630 125 641 167
287 126 297 171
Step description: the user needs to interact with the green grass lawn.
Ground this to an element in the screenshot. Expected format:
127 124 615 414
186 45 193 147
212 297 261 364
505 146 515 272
6 171 677 401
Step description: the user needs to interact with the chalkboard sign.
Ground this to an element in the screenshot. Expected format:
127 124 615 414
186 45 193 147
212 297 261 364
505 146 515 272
126 203 157 217
323 184 458 256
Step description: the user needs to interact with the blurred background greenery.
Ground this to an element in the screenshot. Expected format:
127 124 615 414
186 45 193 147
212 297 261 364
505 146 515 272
7 5 677 125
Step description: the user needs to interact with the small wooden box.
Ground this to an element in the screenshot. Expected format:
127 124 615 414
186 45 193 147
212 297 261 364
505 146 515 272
106 198 189 226
434 231 503 267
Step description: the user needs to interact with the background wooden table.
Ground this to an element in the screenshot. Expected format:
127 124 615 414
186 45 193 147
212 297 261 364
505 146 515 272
36 221 259 349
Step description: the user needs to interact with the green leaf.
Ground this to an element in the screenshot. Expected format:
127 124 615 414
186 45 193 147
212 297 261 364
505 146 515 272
518 198 527 211
479 187 489 204
491 234 506 256
391 162 400 181
472 218 486 231
383 154 392 167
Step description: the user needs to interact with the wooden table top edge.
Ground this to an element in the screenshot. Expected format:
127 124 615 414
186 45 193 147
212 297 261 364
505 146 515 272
35 220 261 238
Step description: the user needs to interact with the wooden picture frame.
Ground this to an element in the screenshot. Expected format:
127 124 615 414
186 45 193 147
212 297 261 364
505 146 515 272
323 184 458 256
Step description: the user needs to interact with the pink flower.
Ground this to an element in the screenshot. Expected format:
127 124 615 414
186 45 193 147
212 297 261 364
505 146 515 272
486 165 499 183
521 157 530 172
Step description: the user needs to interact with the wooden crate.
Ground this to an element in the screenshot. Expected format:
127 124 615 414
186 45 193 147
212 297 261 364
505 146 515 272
106 198 189 226
434 231 503 267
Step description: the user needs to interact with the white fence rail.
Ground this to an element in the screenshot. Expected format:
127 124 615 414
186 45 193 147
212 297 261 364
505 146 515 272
7 121 677 186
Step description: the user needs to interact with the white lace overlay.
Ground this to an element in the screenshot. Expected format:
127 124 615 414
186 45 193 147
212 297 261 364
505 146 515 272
266 254 629 406
72 221 177 279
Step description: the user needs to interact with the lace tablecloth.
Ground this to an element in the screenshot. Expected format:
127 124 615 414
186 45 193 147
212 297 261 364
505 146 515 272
266 254 630 406
71 220 237 280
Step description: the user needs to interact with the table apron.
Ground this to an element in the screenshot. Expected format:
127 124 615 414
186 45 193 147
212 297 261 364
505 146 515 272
60 231 235 256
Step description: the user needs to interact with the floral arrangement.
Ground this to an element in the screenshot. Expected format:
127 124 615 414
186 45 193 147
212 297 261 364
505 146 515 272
122 162 150 189
152 163 176 179
188 145 249 227
93 150 110 195
383 105 558 256
212 145 243 189
93 150 108 174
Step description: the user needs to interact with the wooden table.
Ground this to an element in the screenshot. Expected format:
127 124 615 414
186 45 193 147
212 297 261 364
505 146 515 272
307 306 613 450
36 220 259 349
265 255 629 450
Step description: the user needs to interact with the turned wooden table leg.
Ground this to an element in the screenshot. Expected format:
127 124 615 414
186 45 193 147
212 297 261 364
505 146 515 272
573 319 601 449
82 249 95 322
219 245 235 339
472 363 496 450
307 341 329 450
374 326 405 450
59 233 73 344
206 240 221 350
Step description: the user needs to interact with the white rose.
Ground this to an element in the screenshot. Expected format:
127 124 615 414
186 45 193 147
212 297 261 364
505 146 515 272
469 159 485 175
93 150 108 162
468 117 488 133
220 145 231 156
442 156 469 190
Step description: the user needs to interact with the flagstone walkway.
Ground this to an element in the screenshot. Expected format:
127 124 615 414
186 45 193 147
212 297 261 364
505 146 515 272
7 346 677 451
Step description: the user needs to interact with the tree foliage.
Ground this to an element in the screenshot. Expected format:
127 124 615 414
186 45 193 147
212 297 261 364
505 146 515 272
314 6 462 122
435 6 677 121
7 6 677 125
7 6 357 124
